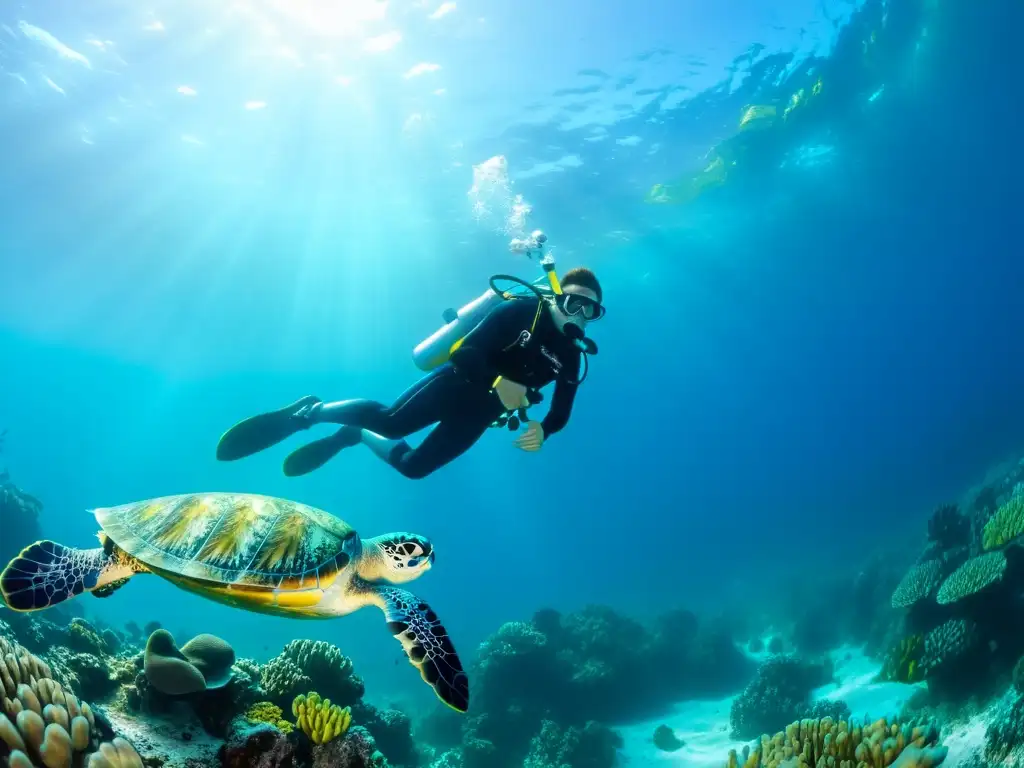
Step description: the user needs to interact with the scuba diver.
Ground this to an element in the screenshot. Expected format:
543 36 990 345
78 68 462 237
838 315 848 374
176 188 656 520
215 231 604 480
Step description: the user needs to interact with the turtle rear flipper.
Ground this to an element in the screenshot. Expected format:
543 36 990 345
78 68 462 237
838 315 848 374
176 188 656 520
1 542 111 611
374 586 469 712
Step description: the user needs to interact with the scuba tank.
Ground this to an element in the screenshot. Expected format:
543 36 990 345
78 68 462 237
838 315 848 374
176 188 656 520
411 231 554 372
412 286 506 372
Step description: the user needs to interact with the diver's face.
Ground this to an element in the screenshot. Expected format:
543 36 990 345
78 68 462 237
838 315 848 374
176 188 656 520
552 284 600 335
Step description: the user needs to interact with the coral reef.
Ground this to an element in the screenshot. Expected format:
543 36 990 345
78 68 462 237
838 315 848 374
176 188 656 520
886 483 1024 704
261 640 364 712
311 726 390 768
982 493 1024 551
722 716 947 768
985 690 1024 762
522 720 622 768
219 718 298 768
891 561 943 609
729 655 834 740
0 634 144 768
422 603 755 768
935 550 1008 606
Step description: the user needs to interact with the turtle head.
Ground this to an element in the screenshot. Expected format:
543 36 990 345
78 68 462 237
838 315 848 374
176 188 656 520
360 533 434 584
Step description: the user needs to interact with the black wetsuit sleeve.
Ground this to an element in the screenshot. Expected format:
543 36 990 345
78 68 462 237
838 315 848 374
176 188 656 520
541 355 580 438
450 300 537 386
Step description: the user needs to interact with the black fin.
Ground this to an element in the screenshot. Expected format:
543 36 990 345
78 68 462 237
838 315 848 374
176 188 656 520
216 395 320 461
283 427 361 477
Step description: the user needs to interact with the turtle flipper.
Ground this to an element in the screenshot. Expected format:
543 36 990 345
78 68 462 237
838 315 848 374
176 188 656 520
216 395 321 462
375 586 469 712
283 426 362 477
1 542 113 611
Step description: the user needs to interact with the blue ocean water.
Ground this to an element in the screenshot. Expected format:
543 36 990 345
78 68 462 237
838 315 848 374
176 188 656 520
0 0 1021 732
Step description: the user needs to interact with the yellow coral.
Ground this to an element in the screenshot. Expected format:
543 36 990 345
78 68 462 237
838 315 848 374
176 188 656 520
292 691 351 745
722 716 947 768
0 636 143 768
244 701 294 734
879 634 924 683
982 494 1024 550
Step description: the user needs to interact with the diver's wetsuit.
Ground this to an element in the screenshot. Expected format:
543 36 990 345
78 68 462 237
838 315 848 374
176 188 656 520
314 298 582 478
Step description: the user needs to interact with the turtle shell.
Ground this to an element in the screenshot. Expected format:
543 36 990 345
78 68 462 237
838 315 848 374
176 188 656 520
94 493 358 591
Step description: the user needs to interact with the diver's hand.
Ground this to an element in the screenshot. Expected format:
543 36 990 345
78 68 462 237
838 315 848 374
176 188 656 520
514 421 544 452
495 378 529 410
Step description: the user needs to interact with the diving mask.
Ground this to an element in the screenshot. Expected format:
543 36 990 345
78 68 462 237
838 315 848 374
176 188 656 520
557 292 605 322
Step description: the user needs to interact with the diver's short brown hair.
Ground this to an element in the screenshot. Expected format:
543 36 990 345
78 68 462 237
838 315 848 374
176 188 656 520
561 267 603 304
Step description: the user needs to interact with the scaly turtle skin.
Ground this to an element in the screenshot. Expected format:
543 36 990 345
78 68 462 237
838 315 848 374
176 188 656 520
0 492 469 712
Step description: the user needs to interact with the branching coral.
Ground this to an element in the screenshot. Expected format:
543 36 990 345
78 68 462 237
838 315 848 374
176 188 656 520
260 656 311 707
729 656 833 740
919 619 978 677
0 635 143 768
262 640 363 710
292 692 352 745
723 716 947 768
935 550 1006 605
891 561 943 609
522 720 622 768
982 494 1024 551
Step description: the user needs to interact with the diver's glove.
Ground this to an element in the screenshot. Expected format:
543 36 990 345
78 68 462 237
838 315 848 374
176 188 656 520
495 378 530 411
513 421 544 452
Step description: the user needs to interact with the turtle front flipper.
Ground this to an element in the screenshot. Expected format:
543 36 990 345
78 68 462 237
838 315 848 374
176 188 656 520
373 586 469 712
1 541 139 611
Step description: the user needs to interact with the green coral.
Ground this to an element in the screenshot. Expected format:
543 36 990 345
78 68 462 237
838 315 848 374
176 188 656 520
891 561 943 608
919 619 978 677
244 701 294 734
935 550 1006 605
292 691 351 745
67 618 107 655
983 494 1024 550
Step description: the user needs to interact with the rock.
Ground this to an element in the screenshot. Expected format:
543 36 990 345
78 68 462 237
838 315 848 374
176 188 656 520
220 717 304 768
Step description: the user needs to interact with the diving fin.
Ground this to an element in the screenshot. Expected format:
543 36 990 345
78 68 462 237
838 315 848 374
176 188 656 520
282 426 362 477
216 395 322 462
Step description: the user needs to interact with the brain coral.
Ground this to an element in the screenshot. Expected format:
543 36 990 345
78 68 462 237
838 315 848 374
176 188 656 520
723 716 947 768
0 635 143 768
891 561 943 608
935 550 1006 605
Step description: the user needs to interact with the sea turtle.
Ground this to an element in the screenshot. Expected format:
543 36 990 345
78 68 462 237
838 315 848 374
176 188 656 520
0 492 469 712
